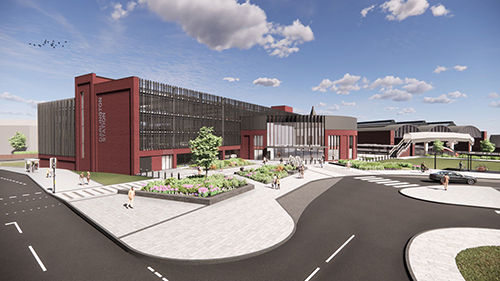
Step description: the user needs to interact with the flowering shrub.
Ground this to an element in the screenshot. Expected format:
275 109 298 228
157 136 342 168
338 160 412 170
189 158 253 170
237 164 294 183
141 173 247 197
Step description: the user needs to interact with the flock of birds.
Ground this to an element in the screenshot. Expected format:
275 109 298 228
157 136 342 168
29 39 67 49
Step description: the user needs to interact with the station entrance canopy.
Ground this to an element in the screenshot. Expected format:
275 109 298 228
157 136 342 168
402 132 475 145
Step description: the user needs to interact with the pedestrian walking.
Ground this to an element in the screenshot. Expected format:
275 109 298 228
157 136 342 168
300 165 305 178
263 156 267 165
276 177 281 190
86 171 91 184
125 187 135 209
443 174 450 191
272 174 277 189
346 160 351 169
46 168 51 178
459 161 463 171
79 172 85 185
198 166 202 175
310 154 313 165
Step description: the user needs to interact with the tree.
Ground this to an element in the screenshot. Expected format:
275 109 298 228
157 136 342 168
8 131 27 152
189 127 222 177
480 139 496 153
433 139 444 155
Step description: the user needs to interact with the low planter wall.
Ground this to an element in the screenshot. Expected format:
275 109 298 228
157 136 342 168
0 154 38 160
117 184 254 205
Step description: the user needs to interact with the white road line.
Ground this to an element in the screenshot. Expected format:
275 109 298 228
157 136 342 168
304 267 320 281
23 194 30 197
35 192 41 195
376 181 400 184
5 222 23 233
392 184 420 188
366 179 391 182
9 196 17 199
28 246 47 271
148 267 155 272
495 210 500 214
360 177 383 181
162 278 169 281
0 198 3 200
326 235 355 263
384 182 408 186
155 272 162 278
354 176 377 179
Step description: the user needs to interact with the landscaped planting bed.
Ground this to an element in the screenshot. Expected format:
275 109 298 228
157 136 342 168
236 164 297 183
189 158 254 170
337 159 413 170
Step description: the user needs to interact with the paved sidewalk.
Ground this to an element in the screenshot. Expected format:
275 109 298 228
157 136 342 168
2 161 500 278
406 228 500 281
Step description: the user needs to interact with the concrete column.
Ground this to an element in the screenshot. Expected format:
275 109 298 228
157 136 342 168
450 142 455 150
424 142 429 154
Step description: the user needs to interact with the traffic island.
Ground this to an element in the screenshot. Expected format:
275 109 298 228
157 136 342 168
117 183 254 205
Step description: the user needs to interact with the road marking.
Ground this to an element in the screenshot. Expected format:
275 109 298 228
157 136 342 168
392 184 419 188
92 188 105 194
83 190 96 196
35 192 41 195
326 235 355 263
148 267 155 272
360 177 383 181
9 196 17 199
155 272 162 278
72 191 85 198
162 278 169 281
384 182 408 186
495 210 500 214
366 179 391 182
23 194 29 197
376 181 400 184
305 267 320 281
354 176 377 179
28 246 47 272
5 222 23 233
0 198 2 200
62 193 74 200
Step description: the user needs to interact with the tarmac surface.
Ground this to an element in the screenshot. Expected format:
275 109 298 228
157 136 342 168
2 160 500 280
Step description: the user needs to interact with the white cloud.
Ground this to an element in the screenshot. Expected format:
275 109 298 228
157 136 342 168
311 74 363 95
138 0 313 57
369 89 413 101
488 92 499 98
384 107 399 111
489 100 500 108
433 65 448 74
223 77 239 82
453 65 467 71
111 1 137 20
430 4 451 17
361 5 375 17
0 110 36 117
341 101 356 106
403 78 434 94
448 91 467 98
327 104 340 111
253 77 282 87
397 107 416 115
311 79 334 93
294 108 308 114
370 75 404 89
380 0 429 21
317 102 327 107
422 94 454 103
0 92 44 108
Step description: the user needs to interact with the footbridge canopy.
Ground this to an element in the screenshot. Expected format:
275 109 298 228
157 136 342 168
402 132 475 145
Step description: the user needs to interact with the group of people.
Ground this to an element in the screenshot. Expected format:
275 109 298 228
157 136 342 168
271 174 281 190
25 160 38 173
78 171 91 185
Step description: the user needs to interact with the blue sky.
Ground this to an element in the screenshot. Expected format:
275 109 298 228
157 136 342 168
1 0 499 135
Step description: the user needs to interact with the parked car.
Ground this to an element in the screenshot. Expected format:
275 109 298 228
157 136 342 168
429 171 477 185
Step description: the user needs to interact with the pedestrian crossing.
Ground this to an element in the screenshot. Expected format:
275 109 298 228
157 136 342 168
354 176 420 188
56 180 153 202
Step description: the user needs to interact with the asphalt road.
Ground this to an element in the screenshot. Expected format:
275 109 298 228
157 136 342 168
2 170 499 281
0 170 157 281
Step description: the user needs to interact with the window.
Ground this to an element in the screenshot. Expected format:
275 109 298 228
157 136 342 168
81 91 84 158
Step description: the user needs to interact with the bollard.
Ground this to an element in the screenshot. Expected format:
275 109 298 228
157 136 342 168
178 172 181 180
171 172 174 178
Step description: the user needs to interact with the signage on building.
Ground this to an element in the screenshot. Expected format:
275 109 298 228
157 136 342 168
98 97 106 142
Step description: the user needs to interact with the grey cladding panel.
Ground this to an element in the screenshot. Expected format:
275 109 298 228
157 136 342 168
241 115 267 130
325 116 357 130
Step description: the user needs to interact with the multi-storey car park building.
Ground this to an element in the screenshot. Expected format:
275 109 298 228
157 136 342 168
38 73 358 175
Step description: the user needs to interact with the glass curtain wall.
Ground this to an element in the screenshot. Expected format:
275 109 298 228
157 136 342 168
267 115 325 160
139 78 293 151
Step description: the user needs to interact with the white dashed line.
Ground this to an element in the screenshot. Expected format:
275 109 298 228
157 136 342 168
495 210 500 214
28 246 47 271
155 272 162 278
384 182 408 186
35 192 42 195
23 194 30 197
304 267 320 281
326 235 355 263
162 278 169 281
147 267 155 272
376 181 400 184
366 179 392 182
392 184 419 188
9 196 17 199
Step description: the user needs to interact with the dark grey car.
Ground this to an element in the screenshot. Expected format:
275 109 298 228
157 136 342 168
429 171 477 185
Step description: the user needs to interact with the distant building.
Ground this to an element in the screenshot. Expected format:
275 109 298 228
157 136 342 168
0 119 37 155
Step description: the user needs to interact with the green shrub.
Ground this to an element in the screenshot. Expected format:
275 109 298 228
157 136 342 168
13 150 38 155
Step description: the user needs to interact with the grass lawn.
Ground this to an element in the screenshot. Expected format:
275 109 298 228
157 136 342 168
73 171 150 185
0 161 26 167
456 246 500 281
379 157 500 172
